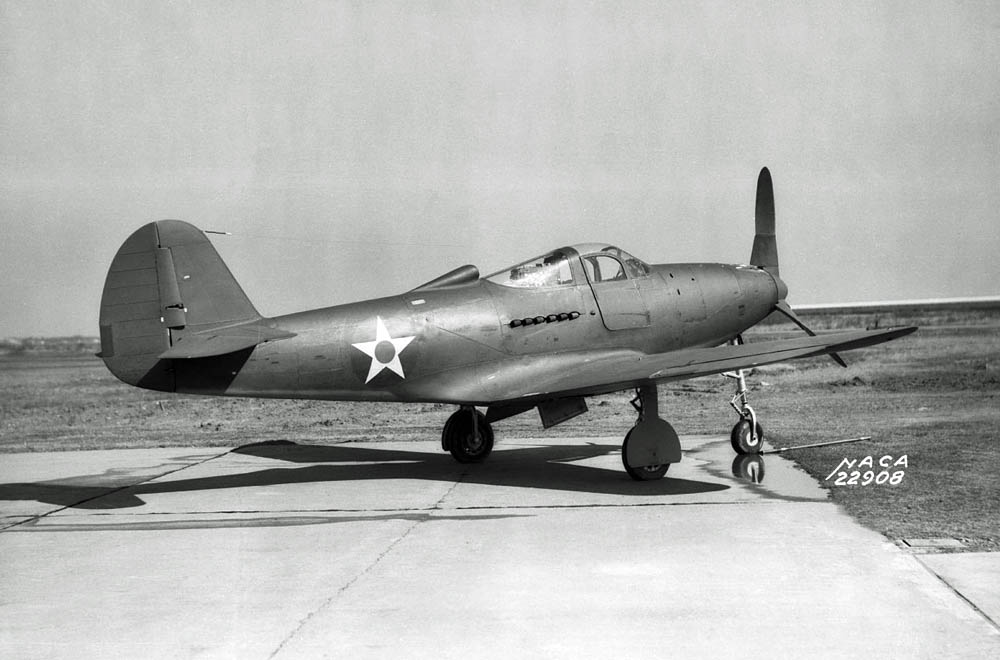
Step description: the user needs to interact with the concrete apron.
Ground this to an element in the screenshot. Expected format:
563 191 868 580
1 436 997 659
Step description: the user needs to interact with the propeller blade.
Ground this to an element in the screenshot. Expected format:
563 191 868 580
773 301 848 368
750 167 779 277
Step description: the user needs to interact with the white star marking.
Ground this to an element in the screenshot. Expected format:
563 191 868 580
351 316 415 384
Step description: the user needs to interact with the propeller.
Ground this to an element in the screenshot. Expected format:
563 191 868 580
773 301 848 368
751 167 847 368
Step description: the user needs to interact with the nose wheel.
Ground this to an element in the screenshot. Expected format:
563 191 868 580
724 338 765 455
730 417 764 454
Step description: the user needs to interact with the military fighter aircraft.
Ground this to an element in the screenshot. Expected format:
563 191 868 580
98 168 915 480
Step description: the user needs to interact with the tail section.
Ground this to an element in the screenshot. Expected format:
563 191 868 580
749 167 779 278
153 220 260 328
98 220 272 390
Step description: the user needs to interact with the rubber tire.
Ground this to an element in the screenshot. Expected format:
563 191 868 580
730 419 764 454
443 409 494 463
621 430 670 481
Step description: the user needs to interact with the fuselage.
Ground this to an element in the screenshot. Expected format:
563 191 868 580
170 245 783 405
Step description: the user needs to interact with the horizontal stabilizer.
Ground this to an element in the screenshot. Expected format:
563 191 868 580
158 322 296 359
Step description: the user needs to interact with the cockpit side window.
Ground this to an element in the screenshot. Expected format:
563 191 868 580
600 246 650 278
486 250 575 288
583 254 627 283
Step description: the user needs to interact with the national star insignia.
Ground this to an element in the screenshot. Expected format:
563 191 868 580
351 316 416 384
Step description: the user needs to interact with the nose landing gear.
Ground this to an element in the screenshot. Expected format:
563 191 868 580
724 336 764 455
724 367 763 456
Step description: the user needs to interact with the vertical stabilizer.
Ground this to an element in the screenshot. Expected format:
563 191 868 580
749 167 779 277
99 220 261 390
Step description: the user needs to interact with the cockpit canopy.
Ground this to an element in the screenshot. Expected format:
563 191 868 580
485 249 575 288
486 244 650 289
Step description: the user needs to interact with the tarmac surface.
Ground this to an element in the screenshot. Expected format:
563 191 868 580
1 435 998 659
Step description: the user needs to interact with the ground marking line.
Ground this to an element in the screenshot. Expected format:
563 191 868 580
914 555 1000 634
13 497 794 521
267 471 468 659
0 449 233 532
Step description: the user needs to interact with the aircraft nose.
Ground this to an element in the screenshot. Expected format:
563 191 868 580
734 267 787 308
771 272 789 301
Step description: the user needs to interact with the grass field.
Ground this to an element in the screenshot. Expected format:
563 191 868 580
2 308 997 550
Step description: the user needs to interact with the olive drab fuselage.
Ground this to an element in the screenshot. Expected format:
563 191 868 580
166 248 782 405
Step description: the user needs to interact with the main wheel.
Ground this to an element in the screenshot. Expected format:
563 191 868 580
622 430 670 481
442 408 494 463
730 419 764 454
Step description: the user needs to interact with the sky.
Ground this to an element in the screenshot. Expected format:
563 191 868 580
2 1 998 337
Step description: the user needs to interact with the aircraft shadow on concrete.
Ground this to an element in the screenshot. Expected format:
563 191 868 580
0 441 729 511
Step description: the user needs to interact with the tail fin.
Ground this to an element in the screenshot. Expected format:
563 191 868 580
749 167 779 277
98 220 271 390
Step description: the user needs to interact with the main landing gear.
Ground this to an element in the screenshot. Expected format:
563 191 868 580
441 406 494 463
441 390 682 481
622 383 682 481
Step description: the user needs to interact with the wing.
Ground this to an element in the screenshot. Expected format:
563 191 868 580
474 326 916 404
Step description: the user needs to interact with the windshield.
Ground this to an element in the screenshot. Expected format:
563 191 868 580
486 249 575 288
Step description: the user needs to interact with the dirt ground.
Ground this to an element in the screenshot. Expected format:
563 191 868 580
2 308 998 550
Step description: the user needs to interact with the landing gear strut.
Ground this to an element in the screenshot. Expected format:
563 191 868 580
442 406 494 463
724 337 764 455
621 383 681 481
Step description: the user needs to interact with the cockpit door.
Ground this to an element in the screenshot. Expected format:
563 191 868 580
582 254 651 330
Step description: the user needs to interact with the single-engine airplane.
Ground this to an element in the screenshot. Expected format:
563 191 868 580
98 168 915 480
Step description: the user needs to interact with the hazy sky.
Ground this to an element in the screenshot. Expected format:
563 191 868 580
2 1 998 337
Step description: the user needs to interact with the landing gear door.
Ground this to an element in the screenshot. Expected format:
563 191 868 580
583 254 651 330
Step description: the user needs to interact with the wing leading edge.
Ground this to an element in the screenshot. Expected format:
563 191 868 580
474 326 916 405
